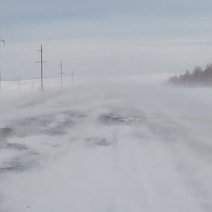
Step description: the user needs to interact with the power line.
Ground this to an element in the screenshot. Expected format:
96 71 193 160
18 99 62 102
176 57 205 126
35 44 46 91
59 60 63 89
0 39 5 92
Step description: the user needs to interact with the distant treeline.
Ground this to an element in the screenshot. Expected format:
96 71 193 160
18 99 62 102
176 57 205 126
168 64 212 86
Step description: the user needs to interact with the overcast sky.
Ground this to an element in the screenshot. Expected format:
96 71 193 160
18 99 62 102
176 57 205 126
1 0 212 79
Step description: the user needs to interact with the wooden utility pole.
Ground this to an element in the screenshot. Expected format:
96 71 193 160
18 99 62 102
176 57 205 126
40 45 44 91
36 45 45 91
0 39 5 92
59 60 63 89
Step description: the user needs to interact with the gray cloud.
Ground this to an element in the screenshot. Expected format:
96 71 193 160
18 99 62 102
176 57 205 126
1 0 212 26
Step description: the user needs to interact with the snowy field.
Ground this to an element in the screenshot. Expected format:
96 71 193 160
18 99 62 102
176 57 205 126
0 74 212 212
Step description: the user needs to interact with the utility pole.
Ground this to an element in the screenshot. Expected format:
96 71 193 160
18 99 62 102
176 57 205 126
40 44 44 91
0 39 5 92
59 60 63 89
36 45 45 91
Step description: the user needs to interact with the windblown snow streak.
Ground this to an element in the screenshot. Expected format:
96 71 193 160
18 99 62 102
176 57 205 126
0 77 212 212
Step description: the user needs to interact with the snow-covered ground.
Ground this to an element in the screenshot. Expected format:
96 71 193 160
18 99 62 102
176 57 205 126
0 75 212 212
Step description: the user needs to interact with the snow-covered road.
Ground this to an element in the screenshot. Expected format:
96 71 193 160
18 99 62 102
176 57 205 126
0 77 212 212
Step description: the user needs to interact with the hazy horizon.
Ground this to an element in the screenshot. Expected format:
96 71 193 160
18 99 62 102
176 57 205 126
1 0 212 80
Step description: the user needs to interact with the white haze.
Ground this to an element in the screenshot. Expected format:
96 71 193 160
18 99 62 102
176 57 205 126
2 38 212 80
0 75 212 212
2 0 212 79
